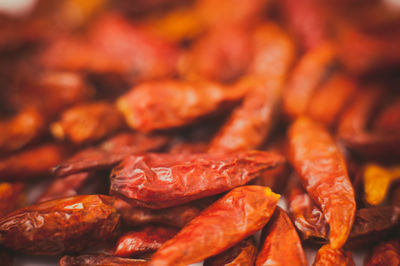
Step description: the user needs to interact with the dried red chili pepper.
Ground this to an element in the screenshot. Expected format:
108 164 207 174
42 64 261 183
110 150 284 208
116 79 249 132
287 180 329 241
365 240 400 266
346 206 400 249
53 132 169 177
179 26 252 82
307 74 357 127
51 101 124 145
60 254 148 266
313 244 355 266
149 186 280 266
338 88 400 159
283 43 336 119
168 140 207 154
256 207 307 266
288 117 356 249
0 107 45 154
204 237 257 266
114 198 206 228
0 143 66 180
115 225 178 257
37 172 93 203
0 195 120 255
0 182 25 217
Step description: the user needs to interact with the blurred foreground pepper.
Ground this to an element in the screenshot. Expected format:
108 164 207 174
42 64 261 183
51 102 124 145
117 80 249 132
110 150 284 208
365 240 400 266
256 207 307 266
0 195 120 255
288 117 356 249
115 225 178 257
149 186 279 266
204 238 257 266
313 244 355 266
53 132 169 177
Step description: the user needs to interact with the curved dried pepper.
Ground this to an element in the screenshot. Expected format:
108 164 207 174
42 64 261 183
346 206 400 249
313 244 355 266
283 43 336 119
0 195 120 255
365 240 400 266
307 74 356 127
115 225 178 257
256 207 307 266
287 180 329 241
51 101 124 145
0 143 66 181
363 164 400 206
288 117 356 249
0 108 45 154
338 88 400 158
179 26 252 82
204 238 257 266
60 254 148 266
149 186 280 266
53 132 169 177
110 150 284 208
0 182 25 217
114 198 206 228
37 172 93 203
117 79 249 132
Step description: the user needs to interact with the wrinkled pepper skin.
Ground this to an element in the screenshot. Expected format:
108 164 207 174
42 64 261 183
0 108 45 154
0 143 66 180
365 240 400 266
114 198 205 228
256 207 307 266
110 151 284 208
288 117 356 249
346 206 400 249
287 181 329 241
0 182 25 217
204 238 257 266
283 43 336 119
60 254 148 266
117 80 249 132
363 164 400 206
37 172 92 203
313 244 355 266
115 225 178 257
149 186 280 266
338 89 400 159
53 132 169 177
0 195 120 255
51 102 124 145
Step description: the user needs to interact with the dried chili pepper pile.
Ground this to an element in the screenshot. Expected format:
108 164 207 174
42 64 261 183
0 0 399 265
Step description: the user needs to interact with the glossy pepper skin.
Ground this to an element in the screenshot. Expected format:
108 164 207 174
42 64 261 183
110 150 285 208
313 244 355 266
53 132 169 177
149 186 280 266
51 101 124 145
287 180 328 241
115 225 178 257
204 238 257 266
117 79 249 132
256 207 307 266
0 143 66 181
288 117 356 249
60 254 148 266
114 198 205 228
0 195 120 255
365 240 400 266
